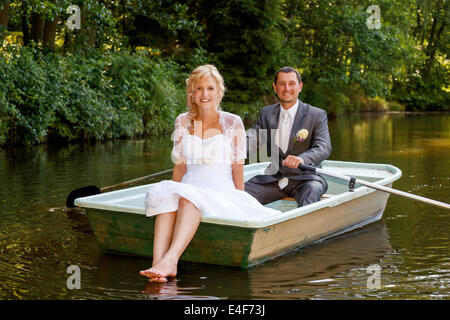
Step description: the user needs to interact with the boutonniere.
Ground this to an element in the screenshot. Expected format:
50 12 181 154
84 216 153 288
295 129 308 142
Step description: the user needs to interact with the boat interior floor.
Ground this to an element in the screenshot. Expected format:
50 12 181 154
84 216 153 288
267 194 335 212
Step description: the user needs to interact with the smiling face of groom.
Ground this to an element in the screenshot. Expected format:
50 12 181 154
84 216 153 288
273 71 303 109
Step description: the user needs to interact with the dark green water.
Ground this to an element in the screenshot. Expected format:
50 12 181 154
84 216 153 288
0 112 449 299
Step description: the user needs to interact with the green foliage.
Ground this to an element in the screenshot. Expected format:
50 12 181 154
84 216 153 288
0 45 56 144
0 57 16 145
387 101 406 112
278 0 448 112
388 0 449 110
0 46 186 146
222 100 266 127
302 83 399 115
1 0 449 146
359 97 388 112
188 0 284 104
391 60 450 111
281 1 408 96
301 84 352 116
122 0 205 51
102 50 185 135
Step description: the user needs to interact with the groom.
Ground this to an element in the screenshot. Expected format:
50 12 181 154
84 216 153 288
245 67 332 207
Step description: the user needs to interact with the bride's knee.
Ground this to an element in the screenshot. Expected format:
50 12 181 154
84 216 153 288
178 197 200 213
178 197 192 208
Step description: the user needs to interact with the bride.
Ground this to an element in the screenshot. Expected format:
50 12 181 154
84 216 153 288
139 65 281 282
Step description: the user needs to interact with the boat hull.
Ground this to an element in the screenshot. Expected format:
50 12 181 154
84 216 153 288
247 185 390 267
87 208 258 268
85 186 391 268
77 160 401 268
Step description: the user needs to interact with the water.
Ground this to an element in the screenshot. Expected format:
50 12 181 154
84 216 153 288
0 112 449 300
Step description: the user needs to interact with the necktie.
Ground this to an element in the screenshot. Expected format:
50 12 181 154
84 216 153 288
279 110 290 153
278 110 291 189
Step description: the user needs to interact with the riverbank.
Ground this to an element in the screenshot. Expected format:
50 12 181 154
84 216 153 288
3 105 450 149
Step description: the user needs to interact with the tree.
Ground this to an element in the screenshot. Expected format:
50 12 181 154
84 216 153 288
2 0 119 52
392 0 449 110
412 0 448 75
13 0 71 49
282 1 411 94
187 0 284 105
0 1 11 35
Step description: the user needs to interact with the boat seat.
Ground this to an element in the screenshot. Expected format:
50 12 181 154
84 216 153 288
282 194 333 202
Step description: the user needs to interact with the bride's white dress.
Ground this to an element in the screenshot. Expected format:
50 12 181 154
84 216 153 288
144 111 281 221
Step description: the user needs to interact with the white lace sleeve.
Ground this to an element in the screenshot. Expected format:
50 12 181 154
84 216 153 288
171 113 190 165
221 112 246 164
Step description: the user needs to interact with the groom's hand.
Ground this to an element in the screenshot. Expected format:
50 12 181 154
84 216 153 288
282 155 304 169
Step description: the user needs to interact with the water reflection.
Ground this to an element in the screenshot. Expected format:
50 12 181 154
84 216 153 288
78 221 392 300
89 255 223 300
141 281 219 300
65 207 95 235
247 221 393 299
328 112 450 165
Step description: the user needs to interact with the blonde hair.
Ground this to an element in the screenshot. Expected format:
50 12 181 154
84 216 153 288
186 64 225 120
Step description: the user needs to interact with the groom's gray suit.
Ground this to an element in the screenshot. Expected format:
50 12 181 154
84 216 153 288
245 99 332 206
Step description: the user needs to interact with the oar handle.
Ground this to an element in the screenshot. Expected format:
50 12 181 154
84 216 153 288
297 163 450 210
298 164 318 173
100 168 173 192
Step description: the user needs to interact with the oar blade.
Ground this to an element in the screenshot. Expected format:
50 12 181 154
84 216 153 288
66 185 101 208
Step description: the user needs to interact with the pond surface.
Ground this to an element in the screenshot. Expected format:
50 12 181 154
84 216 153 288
0 112 449 300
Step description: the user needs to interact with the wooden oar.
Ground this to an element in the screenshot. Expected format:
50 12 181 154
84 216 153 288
65 168 173 208
298 163 450 210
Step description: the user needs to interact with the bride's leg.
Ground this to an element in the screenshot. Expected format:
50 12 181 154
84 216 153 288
152 212 177 264
146 198 202 281
140 211 176 278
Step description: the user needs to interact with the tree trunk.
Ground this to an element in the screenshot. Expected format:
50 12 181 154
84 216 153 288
80 5 97 49
21 14 30 46
31 12 45 43
88 21 97 48
0 0 10 26
63 31 73 52
0 0 10 40
43 19 57 50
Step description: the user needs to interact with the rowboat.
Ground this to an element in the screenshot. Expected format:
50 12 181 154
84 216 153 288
74 160 402 268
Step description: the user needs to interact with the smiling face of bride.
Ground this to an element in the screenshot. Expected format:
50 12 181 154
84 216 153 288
193 76 220 112
186 65 225 119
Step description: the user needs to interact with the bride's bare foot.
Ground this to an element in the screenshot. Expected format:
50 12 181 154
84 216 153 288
139 268 164 279
139 255 177 281
139 271 167 283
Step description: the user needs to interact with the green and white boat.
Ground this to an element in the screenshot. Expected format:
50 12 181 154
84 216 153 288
74 160 402 268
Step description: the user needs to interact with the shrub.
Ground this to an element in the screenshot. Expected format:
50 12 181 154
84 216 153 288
360 96 388 112
387 101 406 111
0 46 56 144
0 47 187 146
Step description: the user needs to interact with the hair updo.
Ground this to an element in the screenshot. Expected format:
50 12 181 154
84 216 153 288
186 65 226 120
